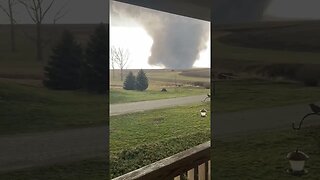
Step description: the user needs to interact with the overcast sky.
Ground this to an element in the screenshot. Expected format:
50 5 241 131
2 0 320 24
0 0 108 24
265 0 320 19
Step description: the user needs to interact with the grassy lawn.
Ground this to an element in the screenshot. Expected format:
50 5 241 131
110 102 210 177
0 103 210 179
0 79 107 135
212 125 320 179
218 21 320 53
146 70 209 83
213 21 320 66
0 158 108 180
213 79 320 113
110 102 210 153
211 22 320 179
213 40 320 65
2 22 320 179
1 78 319 135
110 69 209 85
2 103 319 180
110 86 209 104
0 27 43 77
109 69 210 104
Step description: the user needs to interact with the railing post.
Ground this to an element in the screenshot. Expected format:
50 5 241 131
208 160 211 179
199 163 206 180
187 168 195 180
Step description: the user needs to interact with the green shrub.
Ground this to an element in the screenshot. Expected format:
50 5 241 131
123 71 136 90
135 69 149 91
82 24 108 93
43 30 83 90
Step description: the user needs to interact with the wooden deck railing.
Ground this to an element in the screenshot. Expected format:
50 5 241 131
112 141 211 180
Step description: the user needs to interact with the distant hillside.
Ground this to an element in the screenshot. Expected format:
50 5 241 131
217 20 320 53
213 20 320 84
179 68 210 78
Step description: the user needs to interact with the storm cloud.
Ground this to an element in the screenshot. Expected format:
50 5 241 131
213 0 271 24
111 1 209 69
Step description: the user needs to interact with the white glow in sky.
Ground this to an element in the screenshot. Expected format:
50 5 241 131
110 26 160 69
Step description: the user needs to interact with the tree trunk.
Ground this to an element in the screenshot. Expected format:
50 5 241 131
36 22 43 61
9 1 15 52
112 68 115 80
120 68 123 81
10 21 15 52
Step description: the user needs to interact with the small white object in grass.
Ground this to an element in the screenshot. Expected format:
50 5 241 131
200 109 207 117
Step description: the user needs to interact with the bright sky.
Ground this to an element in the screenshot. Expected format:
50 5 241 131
110 26 157 69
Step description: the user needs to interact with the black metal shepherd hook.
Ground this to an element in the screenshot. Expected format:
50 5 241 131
292 104 320 130
202 93 211 102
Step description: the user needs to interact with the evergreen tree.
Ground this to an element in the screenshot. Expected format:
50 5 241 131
123 71 136 90
43 30 82 90
136 69 149 91
83 23 108 93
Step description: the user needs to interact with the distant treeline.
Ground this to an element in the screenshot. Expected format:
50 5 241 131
179 69 210 78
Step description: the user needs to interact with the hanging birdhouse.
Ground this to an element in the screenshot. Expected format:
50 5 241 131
288 103 319 176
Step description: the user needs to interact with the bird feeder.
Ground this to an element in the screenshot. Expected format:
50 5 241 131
288 103 320 176
287 150 309 175
200 109 207 117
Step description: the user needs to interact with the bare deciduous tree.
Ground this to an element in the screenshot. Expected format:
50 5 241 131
111 46 130 81
53 1 68 24
110 50 116 80
18 0 55 61
0 0 17 52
